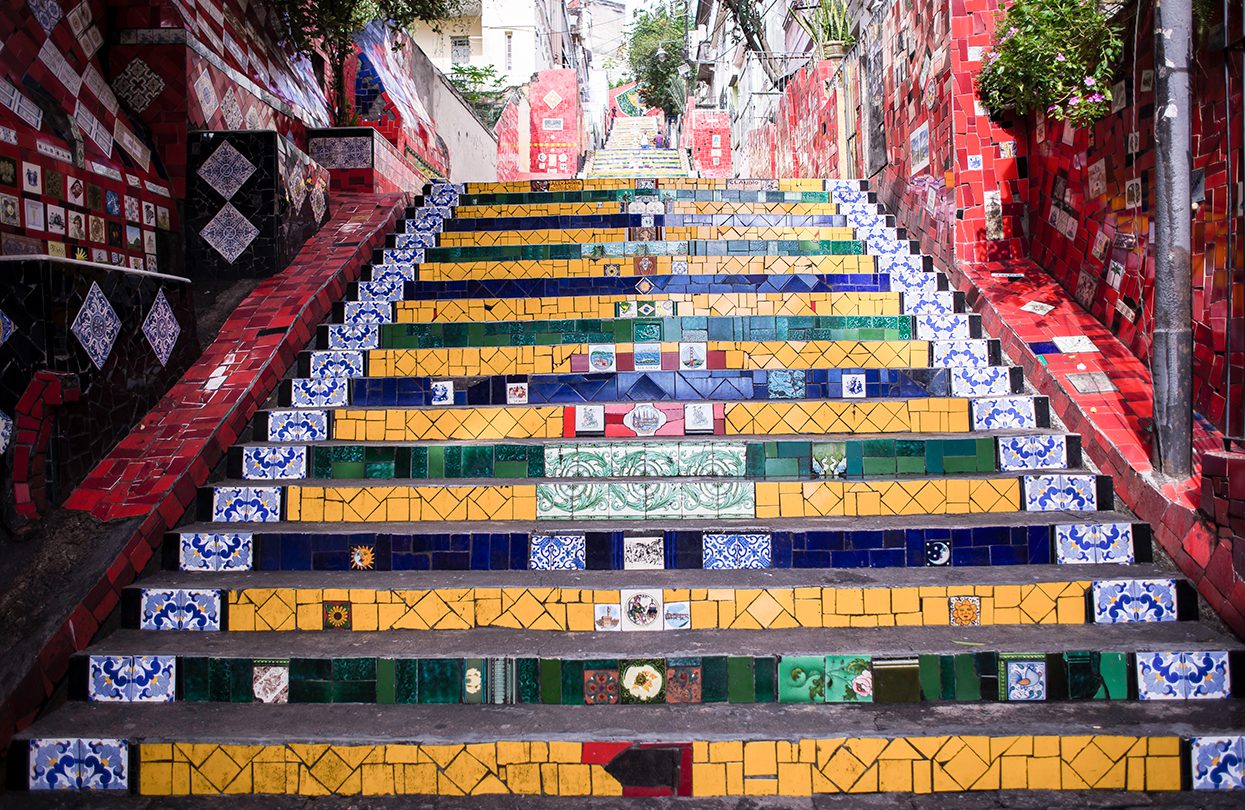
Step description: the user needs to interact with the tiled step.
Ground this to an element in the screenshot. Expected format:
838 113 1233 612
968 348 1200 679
17 701 1245 795
119 564 1195 633
258 397 1049 443
169 512 1149 572
69 624 1244 705
315 314 982 349
349 291 921 324
451 202 860 217
279 366 1023 409
198 470 1113 525
299 340 1003 381
230 433 1079 482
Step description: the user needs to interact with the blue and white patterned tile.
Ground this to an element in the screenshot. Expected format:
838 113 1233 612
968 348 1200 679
1023 474 1097 511
290 378 349 408
903 291 956 315
703 533 771 570
529 534 586 570
914 313 971 340
139 587 219 633
383 247 424 264
829 187 870 205
180 532 253 571
1092 578 1177 624
1132 578 1178 622
370 263 416 283
972 397 1037 430
855 223 896 243
75 739 129 790
950 366 1014 397
128 656 176 702
394 232 436 249
212 486 282 522
28 738 79 790
933 339 989 368
1054 523 1135 565
343 301 392 324
1136 651 1187 700
768 369 806 399
309 351 364 379
428 183 460 207
1005 660 1046 701
71 281 121 370
242 446 307 480
1184 650 1232 699
327 324 379 350
839 205 884 227
358 279 407 302
998 435 1067 471
1191 736 1245 790
266 410 328 442
886 263 936 295
866 236 912 256
87 656 131 702
142 289 181 367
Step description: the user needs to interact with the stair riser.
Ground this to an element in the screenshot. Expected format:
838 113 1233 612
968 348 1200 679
120 577 1198 633
68 650 1242 705
169 521 1148 573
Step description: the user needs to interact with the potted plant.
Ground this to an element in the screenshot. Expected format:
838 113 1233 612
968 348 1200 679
793 0 856 60
975 0 1122 128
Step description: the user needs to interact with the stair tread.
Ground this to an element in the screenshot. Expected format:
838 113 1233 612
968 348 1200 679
21 700 1245 743
130 562 1177 590
84 623 1244 658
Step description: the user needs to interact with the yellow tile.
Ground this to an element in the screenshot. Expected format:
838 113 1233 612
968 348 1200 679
743 741 777 777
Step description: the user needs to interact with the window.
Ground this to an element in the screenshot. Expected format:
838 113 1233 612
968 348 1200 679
505 32 513 71
451 36 471 65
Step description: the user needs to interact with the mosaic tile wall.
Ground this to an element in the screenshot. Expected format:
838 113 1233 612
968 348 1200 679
495 70 590 182
0 258 197 509
682 107 732 179
186 131 331 281
1021 1 1243 436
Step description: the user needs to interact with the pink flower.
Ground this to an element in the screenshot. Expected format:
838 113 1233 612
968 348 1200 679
1084 77 1097 86
1055 53 1066 62
852 671 873 697
1090 93 1104 102
1071 96 1081 104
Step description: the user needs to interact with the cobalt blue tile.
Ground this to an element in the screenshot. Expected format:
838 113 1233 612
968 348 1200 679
489 536 510 570
870 549 906 568
1028 341 1061 355
771 533 793 568
281 537 312 570
952 546 992 567
470 535 490 570
989 545 1027 566
831 550 871 568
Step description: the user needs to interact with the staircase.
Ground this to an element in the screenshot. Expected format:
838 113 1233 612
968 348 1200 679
587 115 691 179
16 175 1245 799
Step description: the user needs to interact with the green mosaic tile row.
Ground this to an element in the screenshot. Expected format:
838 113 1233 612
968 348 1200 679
303 438 999 481
173 651 1132 705
369 315 912 349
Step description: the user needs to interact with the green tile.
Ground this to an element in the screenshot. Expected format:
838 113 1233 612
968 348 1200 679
332 461 365 479
290 658 331 681
953 654 980 701
289 679 331 703
461 446 493 478
873 658 920 704
334 658 376 681
824 655 872 703
701 656 729 703
560 660 585 705
494 460 528 478
918 655 942 701
539 659 562 704
753 657 776 703
179 658 210 702
427 447 446 479
1098 652 1129 700
727 656 754 704
778 656 825 703
376 658 395 704
332 680 376 703
418 659 462 704
443 446 462 477
394 660 418 704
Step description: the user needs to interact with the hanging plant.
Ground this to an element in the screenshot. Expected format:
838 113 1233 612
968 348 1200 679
975 0 1123 128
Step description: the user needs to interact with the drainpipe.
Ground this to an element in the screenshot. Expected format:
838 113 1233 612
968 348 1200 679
1151 0 1194 477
